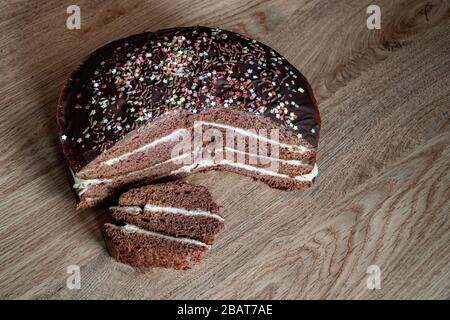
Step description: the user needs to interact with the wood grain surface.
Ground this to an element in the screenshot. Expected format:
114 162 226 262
0 0 449 299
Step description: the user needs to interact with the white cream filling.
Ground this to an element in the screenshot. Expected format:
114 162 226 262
101 122 311 167
104 128 188 166
74 151 317 196
171 161 318 182
105 223 210 248
72 153 190 195
196 121 311 153
110 205 224 221
110 206 143 214
223 147 308 166
71 169 112 195
144 204 224 221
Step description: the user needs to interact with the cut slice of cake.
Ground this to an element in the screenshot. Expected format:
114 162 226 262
104 182 224 270
103 223 209 270
109 182 224 245
57 26 321 208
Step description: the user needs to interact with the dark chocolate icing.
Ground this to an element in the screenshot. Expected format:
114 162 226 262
57 26 320 168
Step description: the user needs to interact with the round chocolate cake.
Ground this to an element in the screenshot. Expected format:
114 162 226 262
57 26 321 208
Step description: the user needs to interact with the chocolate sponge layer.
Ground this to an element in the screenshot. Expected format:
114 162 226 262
103 223 209 270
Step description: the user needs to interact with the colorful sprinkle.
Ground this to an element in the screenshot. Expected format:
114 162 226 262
65 26 314 153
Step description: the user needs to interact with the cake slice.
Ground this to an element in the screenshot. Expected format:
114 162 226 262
103 223 209 270
109 182 224 245
104 182 224 270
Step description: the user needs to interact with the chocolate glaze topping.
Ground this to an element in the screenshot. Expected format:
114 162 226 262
57 26 320 169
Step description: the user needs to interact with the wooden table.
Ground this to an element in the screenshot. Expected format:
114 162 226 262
1 0 449 299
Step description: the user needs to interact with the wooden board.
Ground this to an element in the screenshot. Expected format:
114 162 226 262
0 0 449 299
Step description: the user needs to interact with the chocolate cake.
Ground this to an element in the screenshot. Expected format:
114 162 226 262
109 182 224 245
57 26 321 208
104 182 223 270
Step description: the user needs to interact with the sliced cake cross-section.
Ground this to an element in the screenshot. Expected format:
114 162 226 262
103 223 210 270
57 26 321 208
103 182 224 270
109 182 224 245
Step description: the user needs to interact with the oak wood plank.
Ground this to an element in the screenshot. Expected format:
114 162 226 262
0 0 448 299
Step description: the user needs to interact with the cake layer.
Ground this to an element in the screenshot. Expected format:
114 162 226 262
103 223 209 270
110 206 223 245
118 182 221 211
